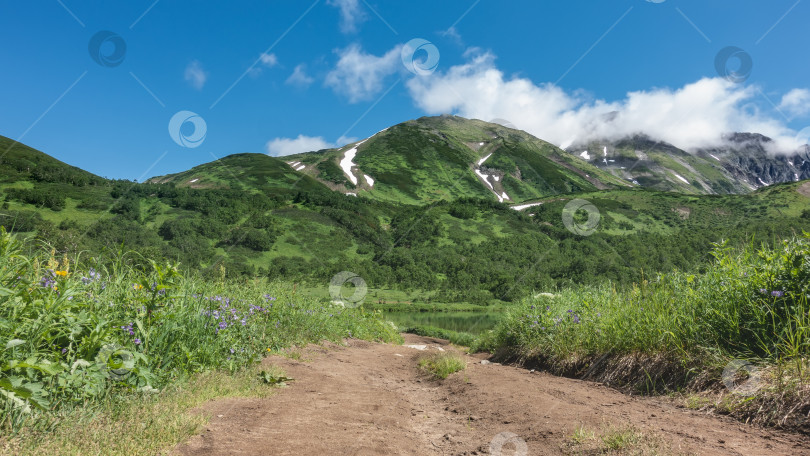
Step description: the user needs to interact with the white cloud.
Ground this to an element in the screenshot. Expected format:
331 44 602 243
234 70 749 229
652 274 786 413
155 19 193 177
443 26 463 45
778 88 810 118
405 51 805 153
286 64 315 88
327 0 366 34
184 60 207 90
248 53 280 77
259 52 278 68
266 135 333 156
265 135 357 157
325 44 402 102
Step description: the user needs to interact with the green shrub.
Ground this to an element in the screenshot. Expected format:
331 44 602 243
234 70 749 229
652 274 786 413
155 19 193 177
490 234 810 363
417 352 467 379
0 228 401 430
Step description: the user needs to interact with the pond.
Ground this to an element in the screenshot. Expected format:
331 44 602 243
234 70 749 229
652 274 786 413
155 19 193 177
383 311 501 334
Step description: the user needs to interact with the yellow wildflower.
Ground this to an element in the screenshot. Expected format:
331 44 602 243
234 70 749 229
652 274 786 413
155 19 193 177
54 270 68 277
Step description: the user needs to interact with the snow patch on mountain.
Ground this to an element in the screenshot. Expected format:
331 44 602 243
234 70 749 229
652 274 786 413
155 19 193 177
475 169 493 189
478 153 493 166
339 139 369 186
511 202 544 211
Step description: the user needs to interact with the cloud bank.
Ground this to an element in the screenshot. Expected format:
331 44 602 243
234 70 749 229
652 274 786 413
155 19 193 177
405 51 807 153
266 134 355 156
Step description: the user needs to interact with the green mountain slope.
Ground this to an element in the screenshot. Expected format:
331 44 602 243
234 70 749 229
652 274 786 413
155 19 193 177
2 127 809 306
148 153 329 195
145 116 809 206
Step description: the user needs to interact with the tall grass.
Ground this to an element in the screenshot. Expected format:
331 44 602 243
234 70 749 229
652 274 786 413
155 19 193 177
0 228 400 433
488 234 810 370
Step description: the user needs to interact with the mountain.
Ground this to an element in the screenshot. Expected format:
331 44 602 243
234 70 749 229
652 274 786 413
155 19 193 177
153 116 632 205
565 133 810 195
150 116 810 205
2 122 810 305
0 135 104 187
148 153 329 196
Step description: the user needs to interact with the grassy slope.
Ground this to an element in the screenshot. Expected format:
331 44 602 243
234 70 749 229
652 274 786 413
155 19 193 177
281 116 630 205
147 153 328 194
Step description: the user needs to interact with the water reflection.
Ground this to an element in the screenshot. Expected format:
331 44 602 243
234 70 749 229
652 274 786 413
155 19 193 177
384 311 500 334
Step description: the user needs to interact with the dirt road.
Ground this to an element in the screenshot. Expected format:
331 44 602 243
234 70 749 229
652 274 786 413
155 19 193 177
176 335 809 455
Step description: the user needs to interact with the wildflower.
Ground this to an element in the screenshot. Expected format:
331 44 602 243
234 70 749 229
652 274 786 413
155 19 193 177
134 338 141 345
759 288 768 294
54 270 68 277
40 275 56 289
121 323 135 336
771 290 784 297
61 348 67 354
133 283 143 290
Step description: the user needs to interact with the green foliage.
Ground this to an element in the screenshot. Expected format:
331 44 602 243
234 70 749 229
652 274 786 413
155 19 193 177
488 234 810 364
417 351 467 379
0 229 400 430
257 368 293 386
4 188 65 211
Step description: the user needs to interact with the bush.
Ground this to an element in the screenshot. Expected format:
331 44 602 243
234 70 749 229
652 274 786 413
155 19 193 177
0 229 401 430
417 351 467 379
490 234 810 362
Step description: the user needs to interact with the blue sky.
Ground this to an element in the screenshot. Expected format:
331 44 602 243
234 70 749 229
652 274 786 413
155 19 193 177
0 0 808 180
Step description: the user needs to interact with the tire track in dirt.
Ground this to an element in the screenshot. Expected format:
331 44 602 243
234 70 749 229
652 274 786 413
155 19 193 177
176 335 810 455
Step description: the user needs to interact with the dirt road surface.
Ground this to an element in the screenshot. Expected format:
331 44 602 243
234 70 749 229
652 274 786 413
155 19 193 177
176 335 810 455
